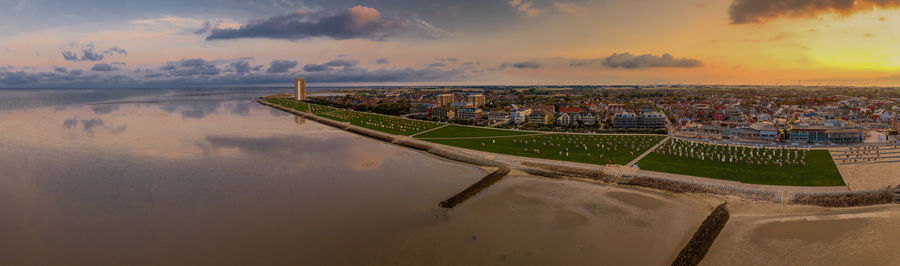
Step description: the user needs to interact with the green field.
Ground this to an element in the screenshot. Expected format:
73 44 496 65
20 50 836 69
426 134 666 165
265 98 309 112
266 99 443 136
413 125 538 138
637 139 844 186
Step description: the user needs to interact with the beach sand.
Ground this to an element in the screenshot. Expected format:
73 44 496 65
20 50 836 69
831 146 900 191
704 200 900 265
357 175 721 265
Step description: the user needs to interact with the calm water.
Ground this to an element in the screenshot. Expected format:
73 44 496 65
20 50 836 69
0 88 716 265
0 88 486 264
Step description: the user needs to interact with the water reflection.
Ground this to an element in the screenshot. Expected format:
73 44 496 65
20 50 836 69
0 88 720 265
0 90 486 264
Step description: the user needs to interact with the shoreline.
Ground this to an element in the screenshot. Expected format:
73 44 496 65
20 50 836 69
258 99 898 207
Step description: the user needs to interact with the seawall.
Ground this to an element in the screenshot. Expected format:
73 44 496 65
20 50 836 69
258 99 898 208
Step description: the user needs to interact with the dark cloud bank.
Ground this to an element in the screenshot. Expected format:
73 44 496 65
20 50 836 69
729 0 900 24
0 57 473 88
206 6 442 41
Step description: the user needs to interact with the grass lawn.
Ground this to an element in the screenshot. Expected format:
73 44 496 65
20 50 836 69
413 125 539 138
637 139 844 186
266 99 442 136
425 134 666 165
265 98 309 112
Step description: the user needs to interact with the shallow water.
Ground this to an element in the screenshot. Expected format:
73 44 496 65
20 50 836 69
0 88 487 264
0 88 716 265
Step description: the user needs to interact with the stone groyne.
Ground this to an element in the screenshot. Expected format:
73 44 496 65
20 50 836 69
438 167 511 208
788 190 895 207
619 175 778 202
521 161 615 182
671 203 730 266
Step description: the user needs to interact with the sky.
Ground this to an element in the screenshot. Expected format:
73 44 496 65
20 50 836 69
2 0 900 88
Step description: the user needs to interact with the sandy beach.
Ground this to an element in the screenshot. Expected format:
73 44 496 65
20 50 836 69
704 200 900 265
356 175 721 265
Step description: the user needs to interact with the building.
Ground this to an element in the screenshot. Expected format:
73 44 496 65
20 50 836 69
724 106 745 121
556 112 573 126
431 106 455 120
826 129 864 143
608 104 626 114
451 102 471 109
436 94 453 106
486 111 509 123
510 109 533 124
612 111 665 129
558 107 582 114
456 107 483 121
612 112 639 129
641 112 667 129
410 103 433 114
528 111 553 125
467 94 486 107
581 113 597 125
295 78 306 100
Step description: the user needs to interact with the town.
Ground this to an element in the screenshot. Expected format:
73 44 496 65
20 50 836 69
304 85 900 146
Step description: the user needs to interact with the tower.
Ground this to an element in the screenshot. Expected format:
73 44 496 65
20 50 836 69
295 77 306 101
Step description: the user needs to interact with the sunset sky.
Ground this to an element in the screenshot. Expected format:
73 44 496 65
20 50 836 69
2 0 900 88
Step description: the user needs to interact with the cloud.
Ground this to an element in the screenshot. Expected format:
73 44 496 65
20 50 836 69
554 2 588 16
206 6 444 41
53 66 67 73
158 58 222 76
302 59 358 72
91 105 119 114
501 61 541 69
509 0 542 16
62 51 79 61
428 62 448 68
375 58 390 64
62 119 78 129
267 60 298 73
728 0 900 24
91 63 116 71
81 119 104 133
227 61 253 74
0 55 481 88
571 53 702 69
61 42 128 62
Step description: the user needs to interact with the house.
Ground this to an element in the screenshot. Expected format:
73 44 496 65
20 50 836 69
528 111 553 125
486 111 509 123
556 112 573 126
456 107 483 121
510 108 533 124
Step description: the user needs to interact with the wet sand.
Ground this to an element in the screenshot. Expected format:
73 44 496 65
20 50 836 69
703 201 900 265
356 176 719 265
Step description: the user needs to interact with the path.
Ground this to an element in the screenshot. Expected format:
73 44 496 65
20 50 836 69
414 133 549 140
408 124 449 138
627 136 671 167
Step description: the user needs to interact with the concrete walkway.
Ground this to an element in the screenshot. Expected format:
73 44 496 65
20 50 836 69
408 124 449 138
414 133 549 140
627 136 670 167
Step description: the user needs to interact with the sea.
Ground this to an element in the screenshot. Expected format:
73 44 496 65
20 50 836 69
0 87 723 265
